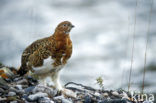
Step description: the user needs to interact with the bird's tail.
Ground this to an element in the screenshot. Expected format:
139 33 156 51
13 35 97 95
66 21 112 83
17 65 28 76
17 54 29 76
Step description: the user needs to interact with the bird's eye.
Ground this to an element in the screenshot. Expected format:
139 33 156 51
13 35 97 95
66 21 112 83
63 24 67 27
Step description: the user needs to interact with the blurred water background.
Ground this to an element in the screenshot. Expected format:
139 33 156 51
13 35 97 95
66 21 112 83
0 0 156 93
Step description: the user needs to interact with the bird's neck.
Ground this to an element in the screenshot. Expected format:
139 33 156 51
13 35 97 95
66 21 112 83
53 30 70 41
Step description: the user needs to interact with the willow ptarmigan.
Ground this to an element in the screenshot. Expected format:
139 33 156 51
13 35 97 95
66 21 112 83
17 21 74 90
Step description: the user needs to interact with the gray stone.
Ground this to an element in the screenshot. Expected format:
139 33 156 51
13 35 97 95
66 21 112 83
16 89 25 95
33 85 57 96
10 101 18 103
98 99 128 103
28 92 48 101
54 96 72 103
16 79 28 85
0 88 5 93
38 97 53 103
62 98 72 103
9 87 18 92
0 97 7 101
15 85 22 90
8 92 16 96
84 95 92 103
24 86 35 93
0 77 9 89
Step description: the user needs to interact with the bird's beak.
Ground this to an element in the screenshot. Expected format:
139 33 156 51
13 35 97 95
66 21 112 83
71 25 75 28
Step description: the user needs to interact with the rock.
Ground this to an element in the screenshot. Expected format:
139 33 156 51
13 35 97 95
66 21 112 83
0 97 7 101
103 93 109 97
38 97 54 103
24 86 35 93
94 92 101 97
9 87 17 92
0 67 14 77
16 89 25 95
0 88 5 93
54 95 64 100
121 92 129 99
54 96 72 103
111 91 119 97
10 101 18 103
99 99 128 103
28 92 48 101
33 85 57 97
62 98 72 103
62 88 77 98
22 94 29 101
26 76 38 86
0 84 9 90
84 95 92 103
8 92 16 96
15 85 22 90
22 85 28 88
13 77 23 82
0 77 9 88
16 79 28 85
7 96 18 101
9 87 25 95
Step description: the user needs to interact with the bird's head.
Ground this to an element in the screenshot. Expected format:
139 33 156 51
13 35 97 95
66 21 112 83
55 21 74 35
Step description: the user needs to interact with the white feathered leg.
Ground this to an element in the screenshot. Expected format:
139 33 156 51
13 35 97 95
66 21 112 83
51 71 62 90
50 65 77 98
50 65 64 90
38 76 47 86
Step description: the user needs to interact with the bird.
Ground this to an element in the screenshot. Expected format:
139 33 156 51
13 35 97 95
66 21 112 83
17 21 74 91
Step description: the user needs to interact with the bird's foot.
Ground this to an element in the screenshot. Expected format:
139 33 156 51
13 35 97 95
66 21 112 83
61 88 77 98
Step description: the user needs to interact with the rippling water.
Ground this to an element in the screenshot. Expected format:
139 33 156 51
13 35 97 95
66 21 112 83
0 0 156 92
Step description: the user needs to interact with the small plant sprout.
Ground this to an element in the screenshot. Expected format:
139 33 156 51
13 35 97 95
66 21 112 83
96 76 104 90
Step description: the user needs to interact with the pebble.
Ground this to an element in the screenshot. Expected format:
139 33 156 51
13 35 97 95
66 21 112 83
121 92 129 99
16 89 25 95
61 98 72 103
24 86 35 93
112 91 119 96
27 76 38 85
14 77 23 82
99 99 127 103
28 92 48 101
0 77 9 89
54 95 73 103
54 95 64 100
103 93 109 97
84 95 92 103
10 101 18 103
94 92 100 96
15 85 22 90
63 88 77 98
0 88 5 93
38 97 54 103
9 87 18 92
8 92 16 96
16 79 28 85
0 97 7 101
33 85 57 96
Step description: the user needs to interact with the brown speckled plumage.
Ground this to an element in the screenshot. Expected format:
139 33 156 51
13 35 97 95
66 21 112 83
17 21 74 80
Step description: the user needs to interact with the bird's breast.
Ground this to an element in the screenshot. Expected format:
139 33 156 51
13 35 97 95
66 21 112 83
31 56 63 75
